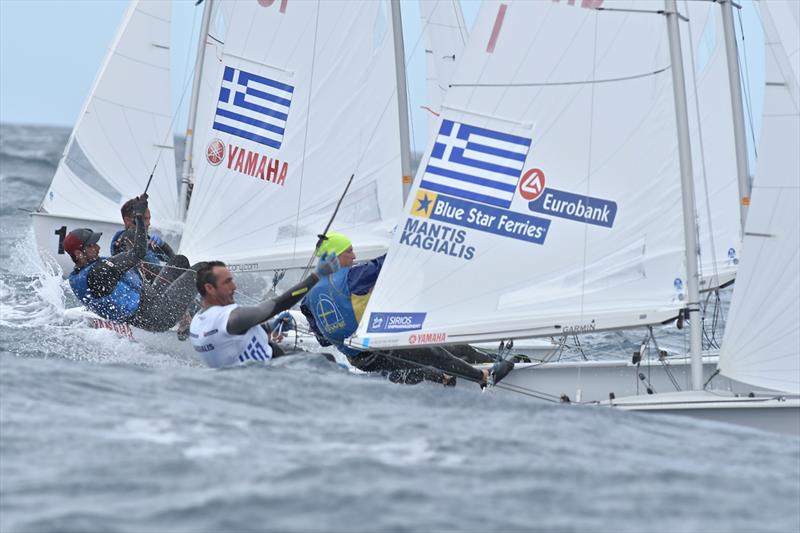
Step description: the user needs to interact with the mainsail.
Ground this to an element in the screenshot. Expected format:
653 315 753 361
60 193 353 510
718 0 800 394
353 0 701 349
179 0 405 271
38 0 177 226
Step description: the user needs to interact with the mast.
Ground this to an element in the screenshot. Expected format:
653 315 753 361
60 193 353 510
390 0 414 205
178 0 214 220
719 0 752 229
664 0 704 390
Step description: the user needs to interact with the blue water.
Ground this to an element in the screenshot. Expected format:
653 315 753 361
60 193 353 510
1 123 798 532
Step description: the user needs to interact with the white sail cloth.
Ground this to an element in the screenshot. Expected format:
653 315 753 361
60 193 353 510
718 0 800 394
39 0 177 226
420 0 469 139
353 0 700 349
179 0 404 270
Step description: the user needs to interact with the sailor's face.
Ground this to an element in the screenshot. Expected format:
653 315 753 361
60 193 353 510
210 266 236 305
338 246 355 267
82 243 100 261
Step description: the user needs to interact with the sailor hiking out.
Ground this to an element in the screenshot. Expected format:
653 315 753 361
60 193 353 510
300 232 514 387
65 194 200 332
189 254 340 368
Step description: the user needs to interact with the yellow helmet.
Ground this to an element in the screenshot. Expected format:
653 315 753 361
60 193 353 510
316 231 352 257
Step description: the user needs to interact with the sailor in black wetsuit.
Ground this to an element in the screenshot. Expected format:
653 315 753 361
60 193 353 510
65 194 200 332
110 197 176 283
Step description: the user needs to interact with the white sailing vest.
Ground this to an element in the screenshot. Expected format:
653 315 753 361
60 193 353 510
189 304 272 368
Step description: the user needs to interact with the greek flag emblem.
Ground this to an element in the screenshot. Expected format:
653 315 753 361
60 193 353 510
421 120 531 208
213 66 294 150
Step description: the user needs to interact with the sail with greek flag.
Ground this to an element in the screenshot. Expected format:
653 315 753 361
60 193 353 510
179 0 404 271
352 0 697 349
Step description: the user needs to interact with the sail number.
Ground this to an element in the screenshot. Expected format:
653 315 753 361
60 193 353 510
54 226 67 254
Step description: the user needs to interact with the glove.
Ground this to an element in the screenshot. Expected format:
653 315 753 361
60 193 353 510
269 311 295 333
131 193 149 217
315 251 339 277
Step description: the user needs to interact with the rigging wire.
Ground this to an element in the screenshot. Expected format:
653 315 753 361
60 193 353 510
289 0 323 268
682 0 722 300
735 7 759 160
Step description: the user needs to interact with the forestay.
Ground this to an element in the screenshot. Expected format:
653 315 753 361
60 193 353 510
179 0 404 271
682 1 742 289
352 0 696 349
38 0 177 226
718 0 799 394
420 0 469 139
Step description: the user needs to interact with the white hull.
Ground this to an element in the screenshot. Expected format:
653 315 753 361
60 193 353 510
32 211 124 276
493 355 750 403
602 391 800 436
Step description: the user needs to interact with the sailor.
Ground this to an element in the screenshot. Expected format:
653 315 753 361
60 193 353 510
110 197 176 282
189 254 340 368
66 194 200 332
300 232 514 388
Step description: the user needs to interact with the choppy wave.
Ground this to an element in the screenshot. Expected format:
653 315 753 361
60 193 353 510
0 124 797 533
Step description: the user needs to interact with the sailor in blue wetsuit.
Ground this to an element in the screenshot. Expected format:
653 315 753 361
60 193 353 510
110 197 176 283
300 232 514 388
65 194 200 333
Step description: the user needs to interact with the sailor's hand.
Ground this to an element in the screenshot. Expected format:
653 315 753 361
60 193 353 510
315 252 339 277
269 311 295 334
132 193 149 217
149 233 164 249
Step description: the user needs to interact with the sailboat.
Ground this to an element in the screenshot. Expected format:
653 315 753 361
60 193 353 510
32 0 791 416
348 0 749 393
605 0 799 435
32 0 180 278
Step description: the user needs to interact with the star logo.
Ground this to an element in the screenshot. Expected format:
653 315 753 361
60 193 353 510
411 189 436 218
417 194 432 213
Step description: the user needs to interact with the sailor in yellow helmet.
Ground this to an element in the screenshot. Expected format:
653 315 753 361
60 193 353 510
301 231 514 387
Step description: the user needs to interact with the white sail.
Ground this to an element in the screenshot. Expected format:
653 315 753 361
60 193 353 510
38 0 177 227
682 2 742 289
352 0 699 350
718 0 800 394
420 0 468 139
179 0 403 271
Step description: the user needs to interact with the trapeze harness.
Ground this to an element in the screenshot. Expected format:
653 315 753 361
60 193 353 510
303 267 371 358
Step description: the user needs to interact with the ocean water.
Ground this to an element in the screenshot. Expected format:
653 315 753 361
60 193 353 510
1 123 798 533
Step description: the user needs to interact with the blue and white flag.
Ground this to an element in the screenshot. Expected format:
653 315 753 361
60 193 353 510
213 66 294 150
420 120 531 208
